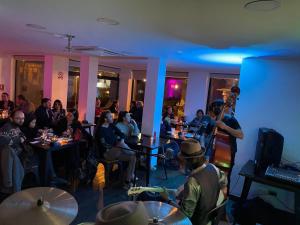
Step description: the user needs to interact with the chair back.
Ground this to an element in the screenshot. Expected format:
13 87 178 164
206 199 227 225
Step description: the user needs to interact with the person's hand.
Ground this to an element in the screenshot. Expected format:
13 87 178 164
130 119 137 125
20 136 26 143
159 187 169 201
215 121 227 130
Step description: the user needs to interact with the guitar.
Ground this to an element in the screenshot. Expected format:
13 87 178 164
128 186 177 196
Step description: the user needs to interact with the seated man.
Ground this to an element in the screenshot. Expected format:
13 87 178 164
161 139 227 225
35 98 53 129
0 92 14 113
116 111 140 138
95 110 136 189
0 110 26 193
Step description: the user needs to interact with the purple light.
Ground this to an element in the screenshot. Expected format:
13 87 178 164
165 79 182 98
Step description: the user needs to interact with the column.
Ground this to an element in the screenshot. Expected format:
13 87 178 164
141 58 166 169
118 68 132 111
78 56 98 122
43 55 69 108
184 71 210 122
0 55 15 98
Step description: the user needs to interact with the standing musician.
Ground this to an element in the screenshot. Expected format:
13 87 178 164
206 87 244 190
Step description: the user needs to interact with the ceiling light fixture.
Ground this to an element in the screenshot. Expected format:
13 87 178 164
244 0 280 11
200 53 251 64
97 17 120 25
26 23 46 30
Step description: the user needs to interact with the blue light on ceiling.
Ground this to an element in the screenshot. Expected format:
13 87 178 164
199 53 251 64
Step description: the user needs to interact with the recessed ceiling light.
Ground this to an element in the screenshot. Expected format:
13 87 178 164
96 17 120 25
26 23 46 30
244 0 280 11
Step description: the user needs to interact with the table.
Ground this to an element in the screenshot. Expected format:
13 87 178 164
126 135 167 186
30 140 79 186
239 160 299 224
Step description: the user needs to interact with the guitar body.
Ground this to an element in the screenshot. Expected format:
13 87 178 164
212 131 231 170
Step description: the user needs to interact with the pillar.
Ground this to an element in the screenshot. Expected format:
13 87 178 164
78 56 98 122
118 68 132 111
43 55 69 108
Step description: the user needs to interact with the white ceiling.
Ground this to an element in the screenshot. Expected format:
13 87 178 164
1 0 300 73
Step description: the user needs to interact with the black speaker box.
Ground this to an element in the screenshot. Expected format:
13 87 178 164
255 128 284 174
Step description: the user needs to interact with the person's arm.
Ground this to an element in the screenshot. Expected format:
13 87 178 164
130 119 140 136
216 119 244 139
179 177 201 218
161 177 200 218
113 124 125 140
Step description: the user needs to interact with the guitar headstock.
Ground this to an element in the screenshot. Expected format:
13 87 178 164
127 186 144 196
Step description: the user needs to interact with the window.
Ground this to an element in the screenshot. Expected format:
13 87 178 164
96 70 119 108
163 77 187 117
67 69 80 110
207 75 239 113
15 60 44 108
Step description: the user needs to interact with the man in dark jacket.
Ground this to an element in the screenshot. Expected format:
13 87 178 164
0 110 26 193
35 98 53 129
0 92 14 113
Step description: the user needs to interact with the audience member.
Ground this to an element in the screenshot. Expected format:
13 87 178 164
95 110 136 189
163 106 177 128
35 98 53 129
109 100 119 114
132 101 143 130
95 98 103 124
189 109 204 128
0 110 26 193
116 111 140 138
0 92 14 113
52 99 66 126
15 94 35 115
21 113 38 141
129 101 137 114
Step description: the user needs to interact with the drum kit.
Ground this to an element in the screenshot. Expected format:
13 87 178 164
0 187 191 225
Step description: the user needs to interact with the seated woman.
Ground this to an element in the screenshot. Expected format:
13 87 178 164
52 99 66 126
95 110 136 189
116 111 140 138
162 106 177 128
21 113 38 141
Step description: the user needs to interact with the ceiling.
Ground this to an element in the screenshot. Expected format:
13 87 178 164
0 0 300 73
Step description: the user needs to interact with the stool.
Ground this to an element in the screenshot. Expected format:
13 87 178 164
99 158 123 186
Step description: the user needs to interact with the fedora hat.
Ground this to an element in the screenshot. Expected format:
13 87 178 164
96 201 148 225
179 139 204 158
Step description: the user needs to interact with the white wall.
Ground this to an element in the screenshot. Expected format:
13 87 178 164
231 58 300 212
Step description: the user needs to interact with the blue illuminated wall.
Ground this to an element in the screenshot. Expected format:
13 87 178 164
231 57 300 212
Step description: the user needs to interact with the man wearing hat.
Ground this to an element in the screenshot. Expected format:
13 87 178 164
161 139 227 225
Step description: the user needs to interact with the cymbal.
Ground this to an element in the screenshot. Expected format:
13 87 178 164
0 187 78 225
142 201 192 225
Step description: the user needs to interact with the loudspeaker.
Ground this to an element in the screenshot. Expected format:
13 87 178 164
255 128 284 174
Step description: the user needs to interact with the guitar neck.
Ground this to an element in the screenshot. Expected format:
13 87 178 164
128 186 177 196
